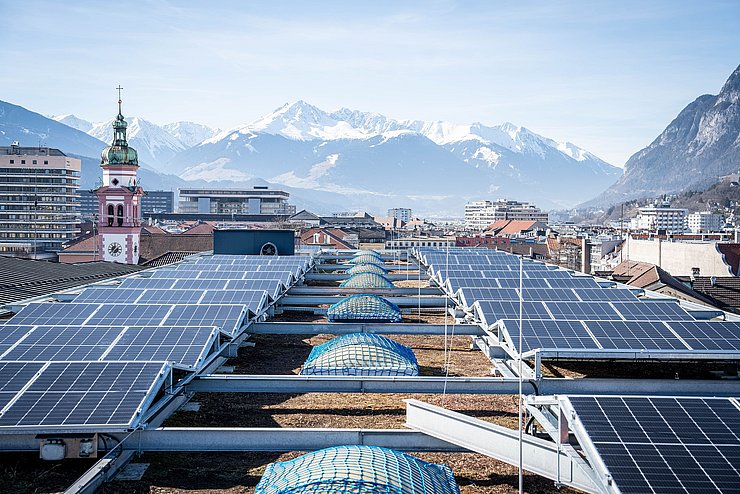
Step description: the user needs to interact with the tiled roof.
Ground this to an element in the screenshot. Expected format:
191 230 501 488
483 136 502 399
139 233 213 264
140 251 194 267
689 276 740 310
183 221 216 235
0 256 144 306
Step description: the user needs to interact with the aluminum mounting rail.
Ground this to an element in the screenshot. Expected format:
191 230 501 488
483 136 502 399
249 321 483 335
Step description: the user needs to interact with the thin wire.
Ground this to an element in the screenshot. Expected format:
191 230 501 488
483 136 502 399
442 242 451 400
418 245 422 323
518 253 524 494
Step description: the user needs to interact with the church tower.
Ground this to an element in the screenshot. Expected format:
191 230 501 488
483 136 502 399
96 87 143 264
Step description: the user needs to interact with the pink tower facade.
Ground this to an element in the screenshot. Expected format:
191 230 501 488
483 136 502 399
95 91 143 264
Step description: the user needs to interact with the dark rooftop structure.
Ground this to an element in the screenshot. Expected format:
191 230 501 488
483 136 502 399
0 255 144 306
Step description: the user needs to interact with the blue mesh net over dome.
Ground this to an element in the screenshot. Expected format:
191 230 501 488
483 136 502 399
347 263 388 276
327 294 402 323
300 333 419 376
255 445 460 494
349 254 385 266
340 273 395 289
355 250 383 260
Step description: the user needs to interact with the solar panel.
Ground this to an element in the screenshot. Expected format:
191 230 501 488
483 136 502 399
135 289 205 305
497 278 552 288
73 288 144 304
199 290 267 312
585 321 689 350
226 279 284 299
501 320 600 353
458 287 520 305
611 301 694 321
0 361 167 431
0 325 34 354
8 303 100 326
162 305 247 334
0 325 122 361
0 362 45 409
521 288 581 301
476 301 551 325
566 396 740 494
151 269 201 279
666 321 740 351
543 278 601 289
171 279 229 290
119 278 176 289
83 304 173 326
446 277 501 290
545 302 622 320
573 288 638 302
104 326 218 367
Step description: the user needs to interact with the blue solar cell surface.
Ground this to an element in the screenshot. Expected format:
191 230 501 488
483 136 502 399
568 396 740 494
666 321 740 351
0 361 167 430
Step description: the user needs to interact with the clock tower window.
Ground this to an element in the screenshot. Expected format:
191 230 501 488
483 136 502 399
107 204 114 226
117 205 124 226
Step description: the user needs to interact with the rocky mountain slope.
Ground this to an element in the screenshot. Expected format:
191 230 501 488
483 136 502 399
586 64 740 207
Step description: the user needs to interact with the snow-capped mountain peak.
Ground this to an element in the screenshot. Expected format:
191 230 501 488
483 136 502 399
162 121 220 147
51 114 93 133
244 100 367 141
88 116 186 165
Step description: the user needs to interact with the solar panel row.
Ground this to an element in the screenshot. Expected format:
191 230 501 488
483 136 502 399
0 253 308 432
0 325 221 367
476 300 694 326
74 287 269 310
498 319 739 355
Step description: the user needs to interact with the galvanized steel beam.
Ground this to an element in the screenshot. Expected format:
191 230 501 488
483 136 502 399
249 322 483 335
305 273 428 281
404 399 603 494
316 263 416 272
186 375 740 397
288 287 443 296
279 295 449 307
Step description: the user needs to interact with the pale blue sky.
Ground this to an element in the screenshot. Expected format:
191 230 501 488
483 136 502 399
1 0 738 166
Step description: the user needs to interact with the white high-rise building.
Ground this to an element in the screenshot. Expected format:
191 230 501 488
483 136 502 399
464 199 548 230
630 202 687 233
0 143 81 257
387 208 412 223
688 211 724 233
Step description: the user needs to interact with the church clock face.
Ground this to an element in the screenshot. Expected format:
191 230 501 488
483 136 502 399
108 242 123 257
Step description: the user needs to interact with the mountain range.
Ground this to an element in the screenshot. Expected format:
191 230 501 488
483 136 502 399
0 99 623 215
168 101 621 213
585 64 740 208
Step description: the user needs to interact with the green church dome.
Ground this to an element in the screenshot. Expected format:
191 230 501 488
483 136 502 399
101 103 139 167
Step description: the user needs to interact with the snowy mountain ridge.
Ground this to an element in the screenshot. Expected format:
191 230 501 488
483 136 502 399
210 100 600 165
51 114 219 166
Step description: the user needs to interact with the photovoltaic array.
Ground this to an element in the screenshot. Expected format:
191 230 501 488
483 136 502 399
414 247 734 362
0 254 312 432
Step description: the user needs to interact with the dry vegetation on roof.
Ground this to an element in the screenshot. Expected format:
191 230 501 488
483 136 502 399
99 328 574 494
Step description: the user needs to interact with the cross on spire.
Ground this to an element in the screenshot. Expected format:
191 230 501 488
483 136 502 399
116 85 123 115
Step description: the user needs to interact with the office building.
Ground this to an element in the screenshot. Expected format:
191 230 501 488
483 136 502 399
688 211 724 234
630 202 688 233
78 189 174 219
178 186 296 216
0 143 81 257
464 199 548 230
387 208 412 223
